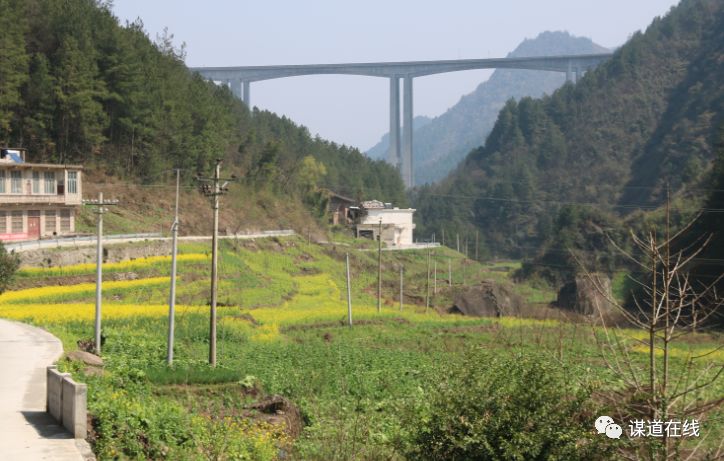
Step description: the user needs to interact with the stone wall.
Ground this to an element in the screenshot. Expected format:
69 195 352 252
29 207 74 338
20 240 172 268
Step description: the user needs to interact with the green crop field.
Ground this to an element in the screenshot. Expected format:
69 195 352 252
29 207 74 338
1 236 721 460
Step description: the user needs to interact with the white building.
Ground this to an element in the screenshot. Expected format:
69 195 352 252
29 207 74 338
0 148 83 241
355 200 416 246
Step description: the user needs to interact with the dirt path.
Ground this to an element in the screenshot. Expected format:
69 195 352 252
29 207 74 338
0 319 89 460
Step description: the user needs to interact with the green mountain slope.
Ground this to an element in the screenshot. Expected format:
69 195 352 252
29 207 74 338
0 0 406 225
414 0 723 260
366 31 609 184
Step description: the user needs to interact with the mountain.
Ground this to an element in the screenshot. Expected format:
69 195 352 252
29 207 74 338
0 0 406 231
366 31 609 184
413 0 724 263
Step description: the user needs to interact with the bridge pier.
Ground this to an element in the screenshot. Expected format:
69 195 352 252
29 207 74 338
243 81 251 108
223 79 251 108
229 78 243 100
388 77 401 170
402 76 414 188
566 61 572 82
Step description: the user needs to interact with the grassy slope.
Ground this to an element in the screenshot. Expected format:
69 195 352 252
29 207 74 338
1 237 721 459
75 170 329 239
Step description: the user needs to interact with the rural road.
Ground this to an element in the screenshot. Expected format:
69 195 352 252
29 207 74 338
0 319 88 460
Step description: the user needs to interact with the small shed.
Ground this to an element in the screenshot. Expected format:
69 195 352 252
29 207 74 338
325 190 357 225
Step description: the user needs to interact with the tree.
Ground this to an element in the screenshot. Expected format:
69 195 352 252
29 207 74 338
0 0 29 143
297 155 327 193
0 242 19 295
581 201 723 460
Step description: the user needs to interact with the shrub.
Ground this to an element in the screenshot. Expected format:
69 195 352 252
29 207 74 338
400 351 613 461
0 242 19 294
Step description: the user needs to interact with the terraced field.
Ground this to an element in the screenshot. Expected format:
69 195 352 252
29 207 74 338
1 236 721 460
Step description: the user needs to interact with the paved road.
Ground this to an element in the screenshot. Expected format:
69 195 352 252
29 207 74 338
0 319 86 460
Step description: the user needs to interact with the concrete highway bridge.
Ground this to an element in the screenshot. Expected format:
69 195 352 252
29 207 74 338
191 53 612 187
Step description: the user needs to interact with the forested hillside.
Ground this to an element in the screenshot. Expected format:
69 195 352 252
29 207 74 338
414 0 723 271
366 31 608 184
0 0 406 222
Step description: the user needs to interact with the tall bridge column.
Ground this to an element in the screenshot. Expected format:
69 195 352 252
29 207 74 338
242 81 251 108
388 77 401 169
402 76 414 188
229 78 243 100
566 60 572 82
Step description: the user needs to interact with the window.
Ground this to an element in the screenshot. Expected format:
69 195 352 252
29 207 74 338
11 171 22 194
11 211 23 233
0 171 5 193
32 172 40 194
0 211 6 233
67 171 78 194
60 209 71 232
44 172 55 194
45 210 57 234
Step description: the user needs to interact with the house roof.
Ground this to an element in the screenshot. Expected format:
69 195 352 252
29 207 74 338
323 189 357 204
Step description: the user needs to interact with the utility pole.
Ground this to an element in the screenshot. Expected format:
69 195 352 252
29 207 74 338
346 253 352 327
442 228 445 247
399 264 403 310
456 233 460 252
475 230 479 261
377 218 382 313
82 192 119 356
197 160 236 367
167 169 180 365
433 258 437 295
425 249 431 312
448 258 452 286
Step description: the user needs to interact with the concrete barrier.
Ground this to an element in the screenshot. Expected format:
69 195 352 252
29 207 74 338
46 366 87 439
61 377 87 439
46 366 71 423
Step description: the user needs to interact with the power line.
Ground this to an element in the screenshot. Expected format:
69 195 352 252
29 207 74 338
415 192 724 213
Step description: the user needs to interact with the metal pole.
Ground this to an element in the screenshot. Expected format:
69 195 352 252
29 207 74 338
94 192 103 355
346 253 352 327
210 161 221 366
399 264 403 310
167 169 180 365
377 218 382 313
456 233 460 252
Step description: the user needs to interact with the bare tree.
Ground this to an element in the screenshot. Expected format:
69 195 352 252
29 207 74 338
579 203 723 461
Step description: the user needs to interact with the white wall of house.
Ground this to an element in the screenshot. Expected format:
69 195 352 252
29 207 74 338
358 208 416 246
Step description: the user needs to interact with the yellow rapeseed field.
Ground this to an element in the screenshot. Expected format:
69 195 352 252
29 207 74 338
0 277 170 303
0 302 208 323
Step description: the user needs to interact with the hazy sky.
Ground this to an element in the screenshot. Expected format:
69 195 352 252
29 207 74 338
112 0 680 151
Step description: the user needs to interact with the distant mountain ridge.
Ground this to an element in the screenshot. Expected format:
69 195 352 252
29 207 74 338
414 0 724 258
366 31 609 184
